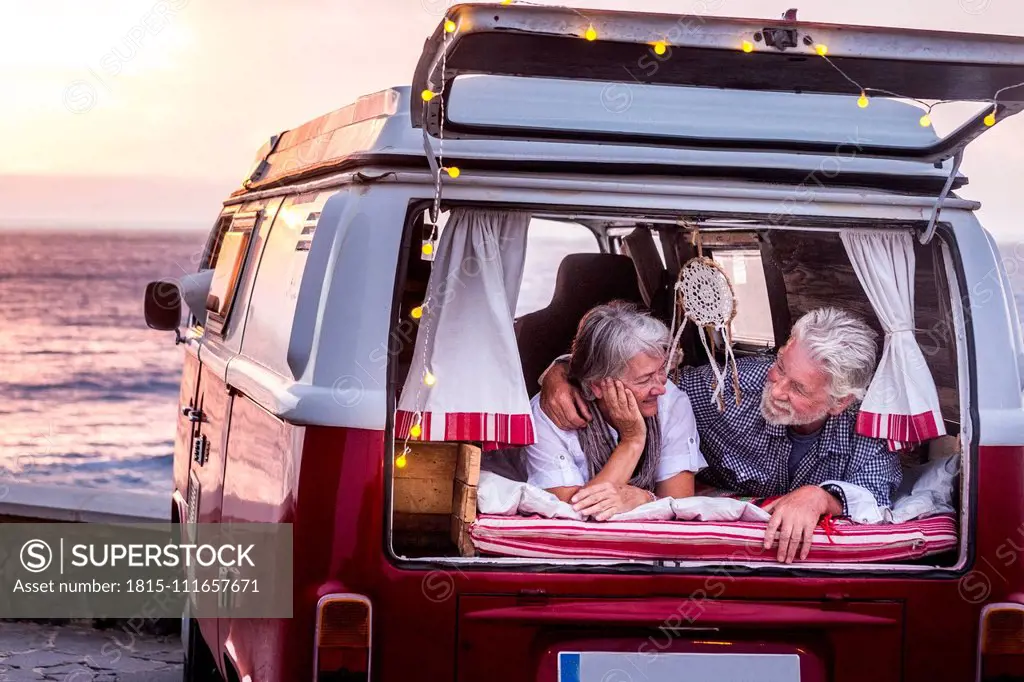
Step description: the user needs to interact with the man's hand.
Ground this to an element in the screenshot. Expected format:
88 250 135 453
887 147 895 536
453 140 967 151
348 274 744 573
570 482 651 521
540 362 591 429
762 485 843 564
600 378 646 444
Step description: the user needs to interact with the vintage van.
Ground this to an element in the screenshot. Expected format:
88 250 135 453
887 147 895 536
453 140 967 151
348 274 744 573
143 5 1024 682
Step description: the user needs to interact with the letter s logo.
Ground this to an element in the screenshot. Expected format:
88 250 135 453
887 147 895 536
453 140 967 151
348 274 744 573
20 540 53 573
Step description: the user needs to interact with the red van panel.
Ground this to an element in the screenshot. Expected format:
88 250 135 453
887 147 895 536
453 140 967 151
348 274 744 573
457 595 901 682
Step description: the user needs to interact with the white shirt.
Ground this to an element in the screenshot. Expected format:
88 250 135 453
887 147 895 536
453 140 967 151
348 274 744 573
524 381 707 491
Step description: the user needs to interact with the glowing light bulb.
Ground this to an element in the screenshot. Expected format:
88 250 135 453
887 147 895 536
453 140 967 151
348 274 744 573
919 113 931 127
653 41 667 55
424 371 436 386
411 306 423 319
421 89 436 102
410 424 422 438
444 19 457 33
445 166 461 178
741 40 754 53
395 452 408 469
422 242 434 256
585 25 597 41
985 111 996 126
501 0 513 4
815 44 828 56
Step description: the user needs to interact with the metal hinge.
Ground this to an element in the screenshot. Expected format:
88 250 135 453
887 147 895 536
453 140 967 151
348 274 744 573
182 406 205 423
192 434 210 466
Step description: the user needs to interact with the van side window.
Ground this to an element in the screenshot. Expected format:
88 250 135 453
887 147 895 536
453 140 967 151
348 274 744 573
204 211 261 335
712 249 776 347
517 219 600 317
202 214 234 270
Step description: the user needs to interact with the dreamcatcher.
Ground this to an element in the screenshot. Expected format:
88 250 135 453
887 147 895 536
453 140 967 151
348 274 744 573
668 228 743 411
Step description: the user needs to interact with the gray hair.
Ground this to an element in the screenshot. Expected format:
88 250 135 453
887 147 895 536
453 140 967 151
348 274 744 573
568 301 670 400
790 307 879 403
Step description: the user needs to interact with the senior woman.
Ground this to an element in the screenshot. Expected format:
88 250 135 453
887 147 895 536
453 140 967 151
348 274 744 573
524 301 705 521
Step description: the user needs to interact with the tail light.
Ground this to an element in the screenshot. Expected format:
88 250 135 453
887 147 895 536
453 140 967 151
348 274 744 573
980 603 1024 681
315 594 372 681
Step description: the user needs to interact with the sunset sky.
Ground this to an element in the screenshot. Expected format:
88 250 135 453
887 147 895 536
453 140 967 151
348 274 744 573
3 0 1023 237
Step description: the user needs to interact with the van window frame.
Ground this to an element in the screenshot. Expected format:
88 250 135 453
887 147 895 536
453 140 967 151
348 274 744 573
384 199 973 579
203 210 264 338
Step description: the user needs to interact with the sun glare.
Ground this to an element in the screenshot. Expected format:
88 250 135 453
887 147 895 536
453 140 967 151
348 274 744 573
0 1 194 172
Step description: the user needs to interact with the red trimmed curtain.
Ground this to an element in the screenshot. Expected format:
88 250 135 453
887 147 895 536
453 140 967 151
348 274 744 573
396 208 535 449
840 230 945 451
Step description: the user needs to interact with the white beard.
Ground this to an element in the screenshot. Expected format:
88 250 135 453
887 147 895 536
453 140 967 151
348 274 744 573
759 382 829 427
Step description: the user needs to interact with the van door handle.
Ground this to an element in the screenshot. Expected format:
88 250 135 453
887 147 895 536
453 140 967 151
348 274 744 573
182 406 204 423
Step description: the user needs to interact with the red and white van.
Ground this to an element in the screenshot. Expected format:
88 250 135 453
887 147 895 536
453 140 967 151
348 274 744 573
144 5 1024 681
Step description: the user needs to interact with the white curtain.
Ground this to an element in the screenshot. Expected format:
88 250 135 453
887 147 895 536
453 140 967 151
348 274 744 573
840 229 945 450
396 208 535 448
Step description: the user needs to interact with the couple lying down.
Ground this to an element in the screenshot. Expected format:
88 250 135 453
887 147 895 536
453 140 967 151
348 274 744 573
523 301 901 564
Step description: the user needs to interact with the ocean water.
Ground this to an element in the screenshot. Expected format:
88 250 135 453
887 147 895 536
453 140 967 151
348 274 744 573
0 228 1021 495
0 230 206 494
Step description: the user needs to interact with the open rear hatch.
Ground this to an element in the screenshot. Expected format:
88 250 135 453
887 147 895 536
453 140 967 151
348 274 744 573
458 595 904 682
412 4 1024 163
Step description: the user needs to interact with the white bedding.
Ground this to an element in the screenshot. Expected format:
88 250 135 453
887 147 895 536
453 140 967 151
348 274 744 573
477 453 958 525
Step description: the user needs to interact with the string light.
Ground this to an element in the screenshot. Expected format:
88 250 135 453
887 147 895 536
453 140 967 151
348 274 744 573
814 50 1024 128
400 12 1024 454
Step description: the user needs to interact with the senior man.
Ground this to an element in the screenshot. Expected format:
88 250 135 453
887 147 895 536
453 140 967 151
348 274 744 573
539 306 901 564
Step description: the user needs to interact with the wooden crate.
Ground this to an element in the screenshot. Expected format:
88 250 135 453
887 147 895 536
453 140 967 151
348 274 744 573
393 442 481 556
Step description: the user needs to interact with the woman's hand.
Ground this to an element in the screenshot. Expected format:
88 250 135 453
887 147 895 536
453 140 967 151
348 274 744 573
571 482 653 521
600 379 646 444
540 363 592 430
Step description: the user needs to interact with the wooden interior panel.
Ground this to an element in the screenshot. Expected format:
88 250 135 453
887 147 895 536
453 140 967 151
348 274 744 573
764 230 959 424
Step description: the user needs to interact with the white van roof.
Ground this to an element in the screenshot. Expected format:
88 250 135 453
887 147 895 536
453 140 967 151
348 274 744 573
238 80 965 196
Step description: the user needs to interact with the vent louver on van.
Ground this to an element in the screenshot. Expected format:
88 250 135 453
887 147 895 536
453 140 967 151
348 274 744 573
411 4 1024 163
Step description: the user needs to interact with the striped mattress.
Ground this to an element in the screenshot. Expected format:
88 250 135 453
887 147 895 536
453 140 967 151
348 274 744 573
469 513 958 563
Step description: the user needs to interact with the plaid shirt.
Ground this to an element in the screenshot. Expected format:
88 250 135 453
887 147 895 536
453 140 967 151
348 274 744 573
675 355 902 509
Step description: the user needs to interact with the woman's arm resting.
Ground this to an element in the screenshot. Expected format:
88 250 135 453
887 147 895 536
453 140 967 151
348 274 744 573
655 471 695 500
587 438 645 488
546 485 583 504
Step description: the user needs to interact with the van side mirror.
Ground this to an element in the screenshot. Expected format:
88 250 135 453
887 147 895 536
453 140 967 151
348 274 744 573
144 280 185 343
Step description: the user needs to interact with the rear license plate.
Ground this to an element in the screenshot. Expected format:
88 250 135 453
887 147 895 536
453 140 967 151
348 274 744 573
558 651 800 682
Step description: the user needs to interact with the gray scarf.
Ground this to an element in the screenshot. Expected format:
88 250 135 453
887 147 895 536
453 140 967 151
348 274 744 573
576 398 661 492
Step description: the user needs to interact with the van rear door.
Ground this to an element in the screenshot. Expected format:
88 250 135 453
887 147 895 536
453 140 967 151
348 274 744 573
411 5 1024 163
458 595 904 682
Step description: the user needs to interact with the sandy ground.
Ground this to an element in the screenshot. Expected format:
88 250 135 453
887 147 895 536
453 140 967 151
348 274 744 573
0 621 182 681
